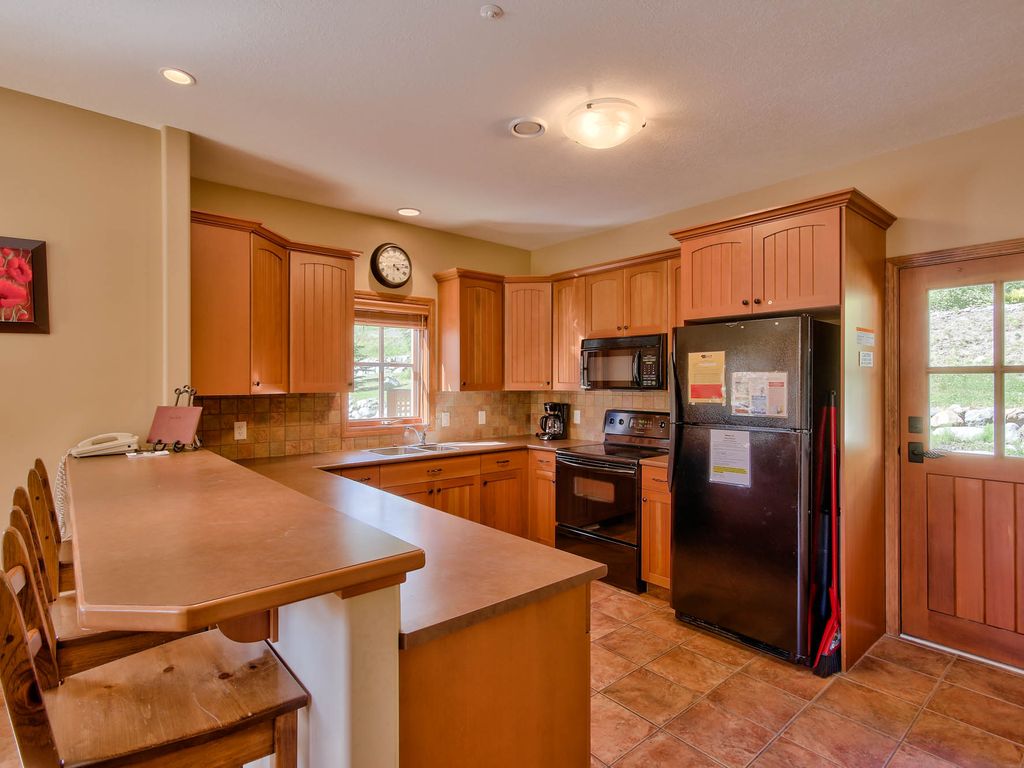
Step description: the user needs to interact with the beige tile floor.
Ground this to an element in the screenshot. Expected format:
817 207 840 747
590 581 1024 767
2 582 1022 768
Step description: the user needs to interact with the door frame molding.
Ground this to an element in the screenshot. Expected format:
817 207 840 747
883 236 1024 634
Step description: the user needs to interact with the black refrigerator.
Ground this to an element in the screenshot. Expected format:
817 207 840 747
668 315 839 661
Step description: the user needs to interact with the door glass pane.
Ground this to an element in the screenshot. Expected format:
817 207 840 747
1006 281 1024 365
1007 373 1024 458
383 365 415 418
928 284 994 366
350 365 381 419
929 373 994 454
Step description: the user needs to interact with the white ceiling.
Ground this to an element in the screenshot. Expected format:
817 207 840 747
2 1 1023 250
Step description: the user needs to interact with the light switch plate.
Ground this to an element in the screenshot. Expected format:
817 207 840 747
440 411 450 427
573 410 581 424
478 410 486 425
234 421 247 440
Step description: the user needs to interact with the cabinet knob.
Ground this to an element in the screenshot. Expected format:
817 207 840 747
546 381 551 386
428 489 434 495
643 496 648 502
623 325 629 330
741 299 750 306
253 380 261 388
462 381 467 386
483 480 488 486
753 298 762 305
616 326 622 331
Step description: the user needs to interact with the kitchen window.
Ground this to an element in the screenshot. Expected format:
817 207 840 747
346 293 433 433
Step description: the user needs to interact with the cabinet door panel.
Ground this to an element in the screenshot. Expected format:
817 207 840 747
679 229 753 320
752 208 840 313
504 282 552 390
388 480 436 507
289 252 353 393
623 261 667 334
251 234 289 394
641 490 672 589
552 278 586 391
435 475 481 523
666 256 683 330
528 464 556 547
460 278 504 390
585 270 624 338
190 223 251 395
481 470 527 536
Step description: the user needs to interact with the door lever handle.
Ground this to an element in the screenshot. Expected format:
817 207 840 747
908 441 945 463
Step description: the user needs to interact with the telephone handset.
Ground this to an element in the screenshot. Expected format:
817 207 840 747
70 433 140 458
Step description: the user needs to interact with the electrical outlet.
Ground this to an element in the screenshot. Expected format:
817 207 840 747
440 411 450 427
573 410 581 424
234 421 247 441
478 410 486 425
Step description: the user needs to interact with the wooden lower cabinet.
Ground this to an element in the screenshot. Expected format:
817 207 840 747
332 466 380 487
389 480 436 507
399 584 590 767
527 451 556 546
435 475 481 523
641 464 671 589
480 469 526 536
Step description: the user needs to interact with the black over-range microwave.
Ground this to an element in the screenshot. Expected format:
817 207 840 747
580 334 666 390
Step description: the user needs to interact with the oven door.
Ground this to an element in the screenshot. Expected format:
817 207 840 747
555 455 638 545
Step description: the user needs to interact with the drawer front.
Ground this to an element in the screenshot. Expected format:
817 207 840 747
335 466 381 487
379 455 481 488
641 464 669 491
479 449 527 474
528 449 556 471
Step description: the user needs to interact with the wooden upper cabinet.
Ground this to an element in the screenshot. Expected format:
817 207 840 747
435 269 504 391
584 270 625 337
751 207 840 313
623 261 667 335
552 277 585 391
504 280 552 390
678 228 754 321
289 251 354 393
250 235 289 394
666 256 683 329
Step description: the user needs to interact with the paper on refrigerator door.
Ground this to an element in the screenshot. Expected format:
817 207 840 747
687 351 726 404
709 429 751 487
731 371 788 417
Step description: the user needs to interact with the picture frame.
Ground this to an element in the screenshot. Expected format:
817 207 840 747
0 236 48 334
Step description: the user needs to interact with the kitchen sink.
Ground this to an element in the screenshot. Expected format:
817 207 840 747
414 444 461 452
366 443 462 456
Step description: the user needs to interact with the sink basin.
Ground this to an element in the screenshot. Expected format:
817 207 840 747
367 446 429 456
415 444 461 452
437 441 506 448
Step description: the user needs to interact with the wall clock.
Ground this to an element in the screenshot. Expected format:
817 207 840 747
370 243 412 288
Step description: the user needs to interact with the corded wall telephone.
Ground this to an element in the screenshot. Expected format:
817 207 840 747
69 433 140 458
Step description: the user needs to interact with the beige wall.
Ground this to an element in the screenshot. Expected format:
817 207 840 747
531 114 1024 272
0 87 168 496
191 179 531 299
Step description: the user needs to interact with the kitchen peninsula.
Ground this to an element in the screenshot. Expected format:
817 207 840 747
241 436 606 767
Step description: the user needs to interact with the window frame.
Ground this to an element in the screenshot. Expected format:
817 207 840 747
343 291 434 437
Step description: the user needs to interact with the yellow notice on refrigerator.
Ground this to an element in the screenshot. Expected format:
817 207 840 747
687 351 726 404
731 371 788 417
709 429 751 487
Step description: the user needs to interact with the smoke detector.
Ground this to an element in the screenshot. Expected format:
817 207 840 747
508 118 547 139
480 4 504 19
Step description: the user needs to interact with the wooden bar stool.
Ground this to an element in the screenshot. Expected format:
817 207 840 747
0 527 307 767
32 459 75 592
8 505 190 681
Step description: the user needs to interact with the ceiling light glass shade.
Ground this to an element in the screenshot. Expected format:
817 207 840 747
160 68 196 86
563 98 645 149
397 208 421 216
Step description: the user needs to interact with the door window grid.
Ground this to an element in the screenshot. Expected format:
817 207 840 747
927 281 1024 457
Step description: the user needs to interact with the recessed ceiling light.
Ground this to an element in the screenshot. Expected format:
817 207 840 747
397 208 421 217
160 68 196 86
564 98 645 149
509 118 547 138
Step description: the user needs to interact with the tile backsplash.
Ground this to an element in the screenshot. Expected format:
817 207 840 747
198 388 670 459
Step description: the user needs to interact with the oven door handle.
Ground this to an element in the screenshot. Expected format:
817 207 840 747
556 456 638 475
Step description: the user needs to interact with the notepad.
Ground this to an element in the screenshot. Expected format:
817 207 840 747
147 405 203 447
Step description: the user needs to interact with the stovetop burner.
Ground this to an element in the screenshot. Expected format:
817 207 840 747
555 409 671 467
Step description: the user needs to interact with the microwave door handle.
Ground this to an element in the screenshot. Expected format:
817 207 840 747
632 350 642 387
580 351 590 389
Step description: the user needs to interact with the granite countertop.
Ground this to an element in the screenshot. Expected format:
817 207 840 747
240 435 607 648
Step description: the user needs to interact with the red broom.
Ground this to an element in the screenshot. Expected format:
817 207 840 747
812 392 841 677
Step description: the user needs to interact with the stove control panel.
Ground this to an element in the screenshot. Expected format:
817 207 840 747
604 410 671 440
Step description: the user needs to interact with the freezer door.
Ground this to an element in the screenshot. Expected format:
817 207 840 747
673 316 811 430
671 426 810 659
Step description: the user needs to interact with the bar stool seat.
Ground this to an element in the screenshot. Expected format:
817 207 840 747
45 630 307 767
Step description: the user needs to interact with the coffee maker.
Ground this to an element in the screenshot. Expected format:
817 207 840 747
537 402 569 440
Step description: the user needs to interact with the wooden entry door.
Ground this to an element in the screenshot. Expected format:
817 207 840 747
899 252 1024 667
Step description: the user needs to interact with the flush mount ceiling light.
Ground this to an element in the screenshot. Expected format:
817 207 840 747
563 98 645 149
160 67 196 86
508 118 547 139
397 208 421 217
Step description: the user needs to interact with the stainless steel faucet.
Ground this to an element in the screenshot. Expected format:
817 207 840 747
404 425 427 445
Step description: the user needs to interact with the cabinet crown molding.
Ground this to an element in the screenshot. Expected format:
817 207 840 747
191 210 361 259
670 188 896 243
433 267 505 283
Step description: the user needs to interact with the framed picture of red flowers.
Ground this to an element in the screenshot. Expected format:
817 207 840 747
0 237 48 334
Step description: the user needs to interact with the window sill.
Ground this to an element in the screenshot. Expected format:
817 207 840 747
343 420 430 438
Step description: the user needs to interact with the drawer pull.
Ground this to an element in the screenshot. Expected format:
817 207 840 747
427 468 443 475
652 477 667 483
496 459 510 465
357 476 372 483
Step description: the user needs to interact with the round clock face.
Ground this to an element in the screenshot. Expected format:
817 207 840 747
371 243 412 288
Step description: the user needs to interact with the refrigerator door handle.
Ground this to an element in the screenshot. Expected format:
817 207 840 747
667 338 683 491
